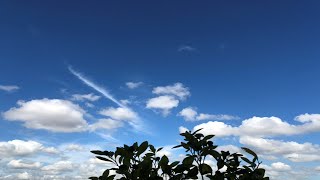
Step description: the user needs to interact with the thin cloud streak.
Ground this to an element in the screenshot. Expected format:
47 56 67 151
68 66 125 108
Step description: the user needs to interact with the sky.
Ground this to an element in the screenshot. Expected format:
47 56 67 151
1 0 320 179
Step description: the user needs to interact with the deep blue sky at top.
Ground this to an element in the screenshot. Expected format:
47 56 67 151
1 0 320 122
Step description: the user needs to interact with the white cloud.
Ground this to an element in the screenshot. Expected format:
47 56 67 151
0 85 19 92
3 99 88 132
126 82 143 89
239 116 296 137
64 144 85 152
315 166 320 171
191 115 320 138
120 99 131 105
237 134 320 162
8 159 41 169
193 121 238 137
0 140 57 158
178 107 239 121
196 113 239 121
99 107 138 121
216 145 241 154
239 136 320 156
69 66 125 108
17 172 31 180
89 118 123 131
152 83 190 100
179 126 189 133
284 153 320 162
146 95 179 116
271 162 291 171
41 161 73 174
178 107 197 121
71 93 100 102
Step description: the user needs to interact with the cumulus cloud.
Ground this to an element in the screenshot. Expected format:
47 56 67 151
0 85 19 92
17 172 31 180
190 115 320 138
152 83 190 100
239 136 320 162
41 161 73 174
125 82 143 89
7 159 41 169
185 114 320 162
71 93 100 102
239 136 320 155
146 95 179 116
3 99 88 132
0 140 57 158
178 107 239 121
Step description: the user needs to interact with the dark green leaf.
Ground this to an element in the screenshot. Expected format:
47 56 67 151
182 156 194 165
137 141 148 155
200 163 212 175
241 147 257 158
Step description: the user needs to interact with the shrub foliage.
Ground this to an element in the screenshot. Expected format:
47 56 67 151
89 129 269 180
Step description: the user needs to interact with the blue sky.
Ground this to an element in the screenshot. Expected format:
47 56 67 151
1 1 320 179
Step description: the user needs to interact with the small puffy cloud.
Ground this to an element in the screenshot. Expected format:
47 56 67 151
315 166 320 171
146 95 179 116
99 107 138 121
71 93 100 102
17 172 31 180
41 161 73 174
7 159 41 169
0 140 57 158
89 118 123 131
0 85 19 92
271 162 291 171
178 45 196 52
178 107 239 121
152 83 190 100
178 107 197 121
193 121 238 137
125 82 143 89
3 99 88 132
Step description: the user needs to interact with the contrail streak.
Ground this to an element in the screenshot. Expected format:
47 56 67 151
68 66 125 108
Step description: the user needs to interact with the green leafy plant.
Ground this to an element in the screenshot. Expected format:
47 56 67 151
89 129 269 180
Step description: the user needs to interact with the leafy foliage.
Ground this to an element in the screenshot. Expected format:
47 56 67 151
89 129 269 180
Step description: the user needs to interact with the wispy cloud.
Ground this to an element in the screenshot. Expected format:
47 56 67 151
68 66 124 108
68 66 147 133
178 45 196 52
0 85 19 92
